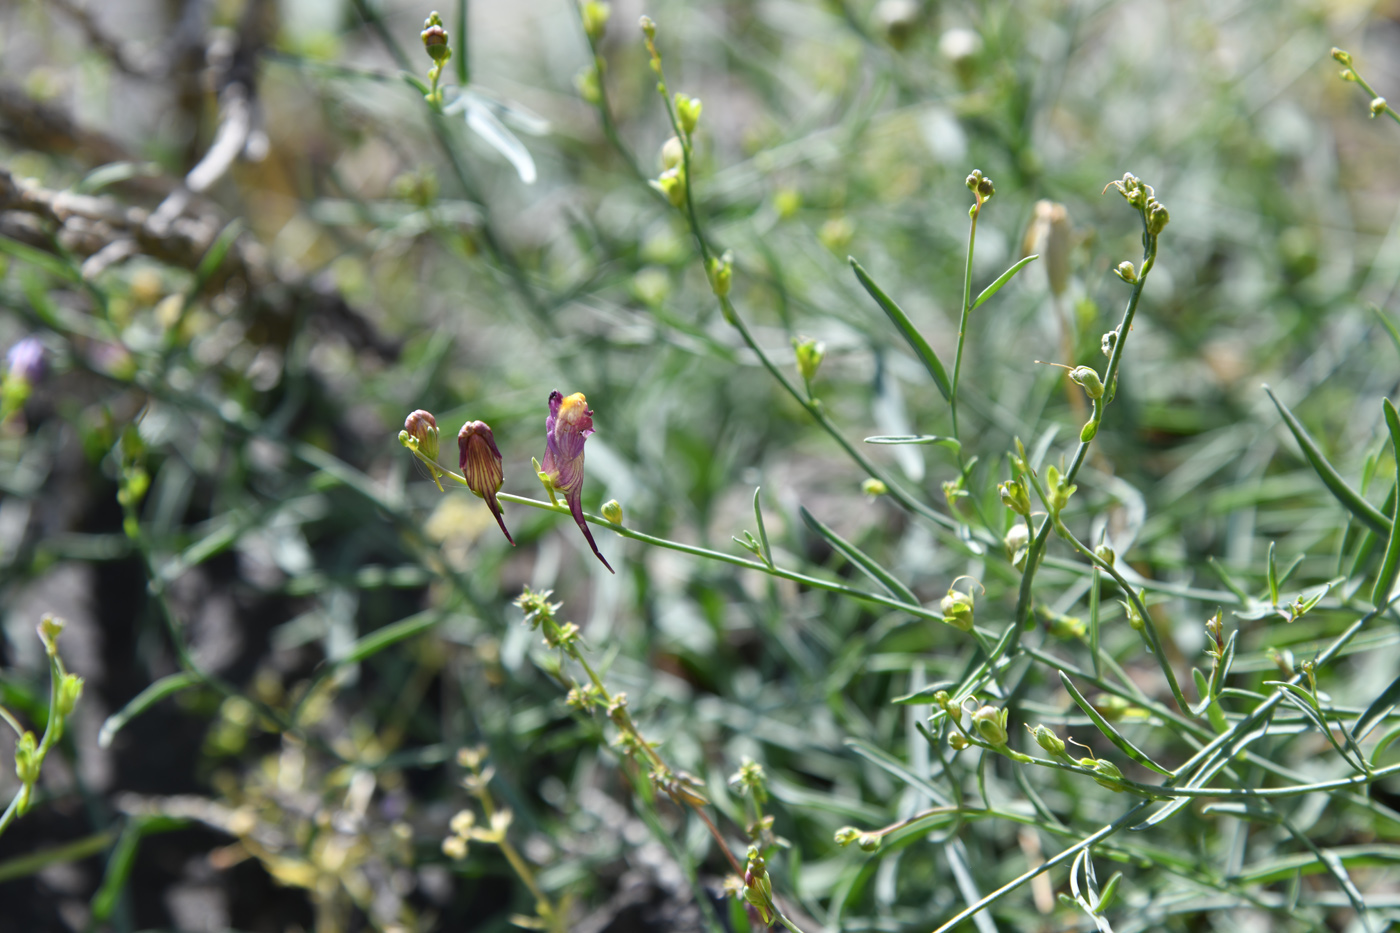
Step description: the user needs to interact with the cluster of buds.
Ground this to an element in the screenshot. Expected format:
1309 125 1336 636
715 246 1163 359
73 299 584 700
966 169 995 216
441 805 513 860
742 845 776 926
13 616 83 816
402 389 617 572
833 825 882 851
729 758 769 805
420 11 451 63
1105 173 1169 235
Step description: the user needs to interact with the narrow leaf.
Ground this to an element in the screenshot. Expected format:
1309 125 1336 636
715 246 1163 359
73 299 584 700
844 737 949 804
800 505 920 606
191 220 244 296
98 672 201 748
970 254 1038 312
1266 386 1390 535
90 820 143 921
864 435 961 450
334 610 439 667
1353 673 1400 743
75 161 161 194
1374 305 1400 360
1373 399 1400 607
850 257 951 401
1059 672 1172 775
752 487 773 566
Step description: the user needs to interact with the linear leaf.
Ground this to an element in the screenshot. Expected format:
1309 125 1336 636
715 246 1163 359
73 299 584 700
800 505 919 606
864 435 961 450
850 257 951 401
970 254 1038 312
752 486 772 566
1353 673 1400 743
1373 399 1400 607
1265 386 1390 535
1059 672 1172 776
844 737 949 804
98 672 202 749
333 610 439 667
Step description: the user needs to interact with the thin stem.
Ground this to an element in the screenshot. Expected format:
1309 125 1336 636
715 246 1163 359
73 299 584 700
951 205 979 439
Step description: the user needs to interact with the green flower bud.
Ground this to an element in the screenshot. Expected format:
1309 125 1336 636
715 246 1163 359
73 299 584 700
708 250 733 298
1045 465 1077 514
999 479 1031 516
793 336 826 387
1094 543 1115 567
1029 724 1067 757
857 833 882 852
972 705 1009 746
1120 595 1146 632
1371 97 1388 117
38 615 64 657
1101 329 1118 357
651 166 686 207
674 93 702 136
14 730 40 785
1331 48 1352 67
1146 199 1170 235
965 169 995 201
1070 366 1104 400
601 499 623 524
948 732 970 751
574 67 601 105
1089 757 1125 791
1004 522 1030 569
581 1 611 42
639 15 656 41
660 135 684 170
940 588 975 632
57 673 83 718
932 690 952 712
861 478 888 497
834 826 861 846
1114 261 1137 284
1047 613 1085 639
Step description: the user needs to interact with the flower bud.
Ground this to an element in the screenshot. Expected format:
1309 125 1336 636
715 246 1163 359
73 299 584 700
660 135 684 170
57 673 83 718
1045 465 1077 514
674 93 702 136
639 15 656 40
1101 329 1118 357
1088 757 1125 791
459 421 515 545
793 336 825 387
1069 366 1104 400
932 689 951 713
38 614 64 657
651 166 686 207
708 250 733 298
1146 199 1170 235
948 732 970 751
575 67 601 104
861 478 888 497
1120 597 1145 632
999 479 1030 516
1094 543 1115 567
1004 522 1030 569
404 410 440 462
441 834 468 860
857 833 882 852
834 826 860 846
1331 48 1352 67
1047 613 1085 639
965 169 994 202
1114 261 1137 284
14 731 39 785
450 809 476 838
1029 724 1066 757
819 216 854 253
1371 97 1388 117
940 588 975 632
972 705 1009 746
581 1 611 42
875 0 919 49
601 499 623 524
420 12 451 63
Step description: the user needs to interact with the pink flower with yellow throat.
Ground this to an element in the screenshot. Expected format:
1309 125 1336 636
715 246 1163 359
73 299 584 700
542 390 614 573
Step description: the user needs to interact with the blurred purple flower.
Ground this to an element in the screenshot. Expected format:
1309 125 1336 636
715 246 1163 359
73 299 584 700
542 390 613 573
5 337 45 384
458 420 515 546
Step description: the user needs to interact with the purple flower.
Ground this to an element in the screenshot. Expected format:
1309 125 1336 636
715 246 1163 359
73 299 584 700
542 390 613 573
5 337 45 385
458 420 515 546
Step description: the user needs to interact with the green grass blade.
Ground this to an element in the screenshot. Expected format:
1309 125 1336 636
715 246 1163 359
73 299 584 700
1373 399 1400 607
800 505 919 606
844 737 949 804
1352 673 1400 743
864 435 961 450
1059 672 1173 775
752 486 773 566
1266 386 1390 535
335 610 440 667
98 672 202 749
969 254 1038 313
850 257 951 401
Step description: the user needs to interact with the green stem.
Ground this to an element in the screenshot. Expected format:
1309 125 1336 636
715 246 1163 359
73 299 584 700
951 205 979 439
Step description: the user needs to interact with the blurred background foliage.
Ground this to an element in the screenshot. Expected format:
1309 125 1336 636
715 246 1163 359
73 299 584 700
1 0 1399 930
